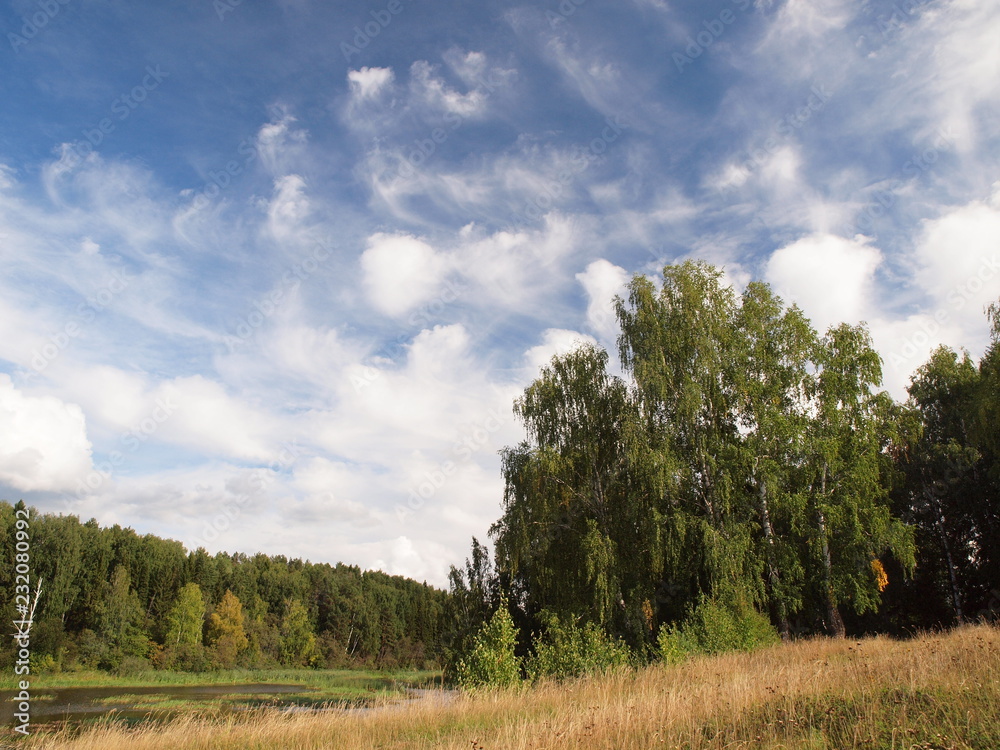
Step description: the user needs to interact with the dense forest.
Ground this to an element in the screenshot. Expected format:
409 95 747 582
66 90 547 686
448 261 1000 684
3 261 998 681
0 505 449 673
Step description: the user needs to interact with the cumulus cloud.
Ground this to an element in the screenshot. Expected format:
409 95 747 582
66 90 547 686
153 375 278 462
576 259 628 342
765 233 882 333
524 328 598 374
873 185 1000 396
360 233 450 317
0 375 93 493
914 185 1000 324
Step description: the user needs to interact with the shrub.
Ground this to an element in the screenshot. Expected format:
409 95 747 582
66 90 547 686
154 643 210 672
455 597 521 689
526 612 632 681
658 597 779 664
112 655 152 677
29 652 59 673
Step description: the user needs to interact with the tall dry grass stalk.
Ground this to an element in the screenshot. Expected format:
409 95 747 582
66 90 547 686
15 624 1000 749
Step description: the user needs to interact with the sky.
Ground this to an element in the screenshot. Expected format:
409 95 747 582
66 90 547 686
1 0 998 587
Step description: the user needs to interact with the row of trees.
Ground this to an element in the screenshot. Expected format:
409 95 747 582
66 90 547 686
3 262 995 680
0 505 449 673
449 261 999 679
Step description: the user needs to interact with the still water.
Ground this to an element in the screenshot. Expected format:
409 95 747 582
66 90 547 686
1 683 320 729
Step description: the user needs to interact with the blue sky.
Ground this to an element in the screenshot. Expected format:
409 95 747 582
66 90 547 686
1 0 998 586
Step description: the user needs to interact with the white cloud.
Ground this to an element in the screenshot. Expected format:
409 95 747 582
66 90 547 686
914 185 1000 323
524 328 598 374
80 237 101 256
765 233 882 333
0 375 93 493
372 536 436 582
543 38 626 121
153 376 279 461
757 0 855 77
443 49 488 85
266 174 312 245
886 0 1000 155
576 259 628 342
409 60 487 118
765 0 852 39
43 365 150 435
870 184 1000 396
256 112 309 177
347 66 395 99
291 457 380 526
360 232 450 317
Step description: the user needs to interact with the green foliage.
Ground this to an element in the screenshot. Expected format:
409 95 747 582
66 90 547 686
155 643 210 672
888 301 1000 628
525 612 632 681
455 597 521 690
443 538 497 680
494 261 921 646
657 598 779 665
0 502 448 673
492 343 658 646
165 582 205 647
280 598 319 667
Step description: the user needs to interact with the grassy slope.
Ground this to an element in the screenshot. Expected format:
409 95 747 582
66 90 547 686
15 624 1000 750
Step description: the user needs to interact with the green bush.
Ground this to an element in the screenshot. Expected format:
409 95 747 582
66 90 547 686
658 597 779 664
455 597 521 690
112 655 153 677
155 643 210 672
526 612 632 681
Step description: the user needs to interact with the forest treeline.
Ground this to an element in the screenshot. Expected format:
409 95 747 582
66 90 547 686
2 261 997 681
0 505 449 673
447 261 1000 684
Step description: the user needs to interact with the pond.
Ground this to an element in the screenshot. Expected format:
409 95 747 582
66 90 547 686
1 683 332 729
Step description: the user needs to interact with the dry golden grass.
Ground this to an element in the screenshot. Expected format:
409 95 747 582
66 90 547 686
14 623 1000 750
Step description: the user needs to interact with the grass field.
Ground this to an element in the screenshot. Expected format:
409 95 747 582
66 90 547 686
10 624 1000 749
